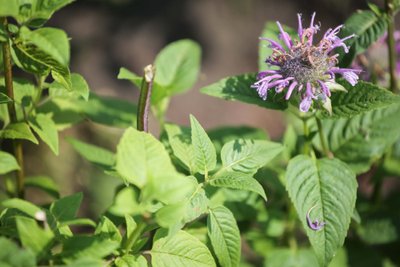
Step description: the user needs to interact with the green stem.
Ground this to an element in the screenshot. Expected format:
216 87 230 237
2 18 25 198
316 117 331 158
385 0 398 92
137 65 155 132
124 221 146 255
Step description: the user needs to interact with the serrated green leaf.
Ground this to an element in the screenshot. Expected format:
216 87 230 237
95 216 122 243
0 92 12 104
338 10 387 67
0 237 36 267
67 138 115 170
50 192 83 223
16 216 54 258
190 115 217 175
151 229 216 267
183 184 209 223
200 73 287 110
61 235 119 263
0 122 38 144
155 39 201 96
0 151 20 175
259 22 297 71
315 103 400 173
165 123 195 173
318 80 400 118
116 127 176 188
220 139 283 174
1 198 41 218
29 113 59 155
286 155 357 267
19 26 69 66
207 206 241 267
209 171 267 201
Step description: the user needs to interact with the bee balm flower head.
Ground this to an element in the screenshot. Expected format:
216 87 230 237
252 13 361 113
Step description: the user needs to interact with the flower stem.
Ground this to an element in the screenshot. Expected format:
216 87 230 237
2 18 25 198
137 65 155 132
302 118 310 155
385 0 398 92
316 117 332 158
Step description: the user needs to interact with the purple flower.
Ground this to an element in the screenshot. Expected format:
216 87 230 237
252 13 362 113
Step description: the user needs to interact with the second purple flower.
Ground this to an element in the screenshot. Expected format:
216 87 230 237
253 13 362 113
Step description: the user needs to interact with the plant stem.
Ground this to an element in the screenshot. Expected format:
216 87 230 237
124 221 146 255
302 118 310 155
316 117 332 158
137 64 155 132
2 18 25 198
385 0 398 92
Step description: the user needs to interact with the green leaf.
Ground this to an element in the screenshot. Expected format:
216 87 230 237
60 218 96 228
67 138 115 170
220 139 283 174
25 176 59 198
285 155 357 267
208 126 268 155
155 202 186 230
14 0 75 27
259 22 297 71
200 73 287 110
183 184 209 223
0 122 38 144
115 255 148 267
318 80 400 118
165 123 195 173
64 258 105 267
316 103 400 173
190 115 217 175
117 67 142 85
108 187 141 216
95 216 122 243
50 192 83 223
0 92 12 104
50 73 90 101
155 39 201 96
338 10 387 67
357 218 398 245
209 171 267 201
0 151 20 175
207 206 241 267
0 0 19 17
0 237 36 267
116 127 176 188
61 235 119 263
265 248 319 267
29 113 59 155
151 229 216 267
19 26 70 66
1 198 41 218
16 216 54 258
80 93 137 128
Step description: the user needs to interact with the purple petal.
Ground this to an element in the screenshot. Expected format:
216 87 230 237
300 96 312 112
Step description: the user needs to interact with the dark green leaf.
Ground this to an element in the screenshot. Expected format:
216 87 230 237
200 73 287 110
190 115 217 175
338 10 387 67
318 80 400 118
25 176 59 198
95 216 122 243
286 155 357 266
61 235 119 263
0 122 38 144
207 206 241 267
0 151 20 175
67 138 115 170
151 229 216 267
29 113 59 155
50 192 83 223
